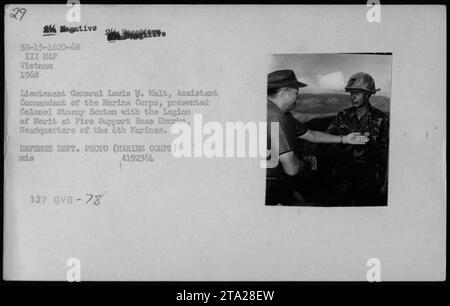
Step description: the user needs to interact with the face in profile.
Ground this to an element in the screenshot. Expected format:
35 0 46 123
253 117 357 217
281 87 299 111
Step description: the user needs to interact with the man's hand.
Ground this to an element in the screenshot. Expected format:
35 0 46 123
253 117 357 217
342 132 369 145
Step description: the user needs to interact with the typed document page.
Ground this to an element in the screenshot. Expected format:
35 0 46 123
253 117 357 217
3 5 446 281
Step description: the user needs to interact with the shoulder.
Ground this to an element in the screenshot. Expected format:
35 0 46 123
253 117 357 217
335 107 354 119
370 105 389 120
342 106 355 113
267 101 286 122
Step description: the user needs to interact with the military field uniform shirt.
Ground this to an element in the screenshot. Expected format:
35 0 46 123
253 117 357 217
326 103 389 205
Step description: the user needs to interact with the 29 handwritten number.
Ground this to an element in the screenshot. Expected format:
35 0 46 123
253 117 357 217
10 8 26 21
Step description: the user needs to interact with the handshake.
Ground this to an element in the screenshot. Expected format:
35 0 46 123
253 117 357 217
342 132 370 145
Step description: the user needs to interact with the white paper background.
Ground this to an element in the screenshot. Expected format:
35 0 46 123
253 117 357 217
4 5 446 281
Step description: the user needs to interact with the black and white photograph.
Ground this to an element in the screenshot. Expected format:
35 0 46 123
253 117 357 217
266 53 391 206
2 3 446 289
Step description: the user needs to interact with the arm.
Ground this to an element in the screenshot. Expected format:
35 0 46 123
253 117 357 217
378 117 390 194
299 129 343 143
299 130 368 145
326 111 342 135
378 117 390 165
267 110 307 176
279 151 307 176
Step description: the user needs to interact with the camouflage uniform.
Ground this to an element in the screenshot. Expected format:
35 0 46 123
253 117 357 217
326 103 389 205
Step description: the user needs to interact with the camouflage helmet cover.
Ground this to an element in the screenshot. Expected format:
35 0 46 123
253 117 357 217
345 72 380 94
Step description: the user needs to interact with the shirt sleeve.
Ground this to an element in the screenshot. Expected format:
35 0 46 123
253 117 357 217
326 111 344 135
285 112 308 137
267 109 298 155
378 116 390 164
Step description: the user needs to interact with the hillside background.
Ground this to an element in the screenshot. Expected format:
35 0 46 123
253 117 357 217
290 93 390 123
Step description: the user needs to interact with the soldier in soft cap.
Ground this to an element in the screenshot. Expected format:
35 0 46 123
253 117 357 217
326 72 389 206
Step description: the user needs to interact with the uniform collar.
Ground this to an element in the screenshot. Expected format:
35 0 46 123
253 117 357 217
352 102 373 119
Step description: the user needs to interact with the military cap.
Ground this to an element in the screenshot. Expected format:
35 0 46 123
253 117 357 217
345 72 380 94
268 70 307 90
